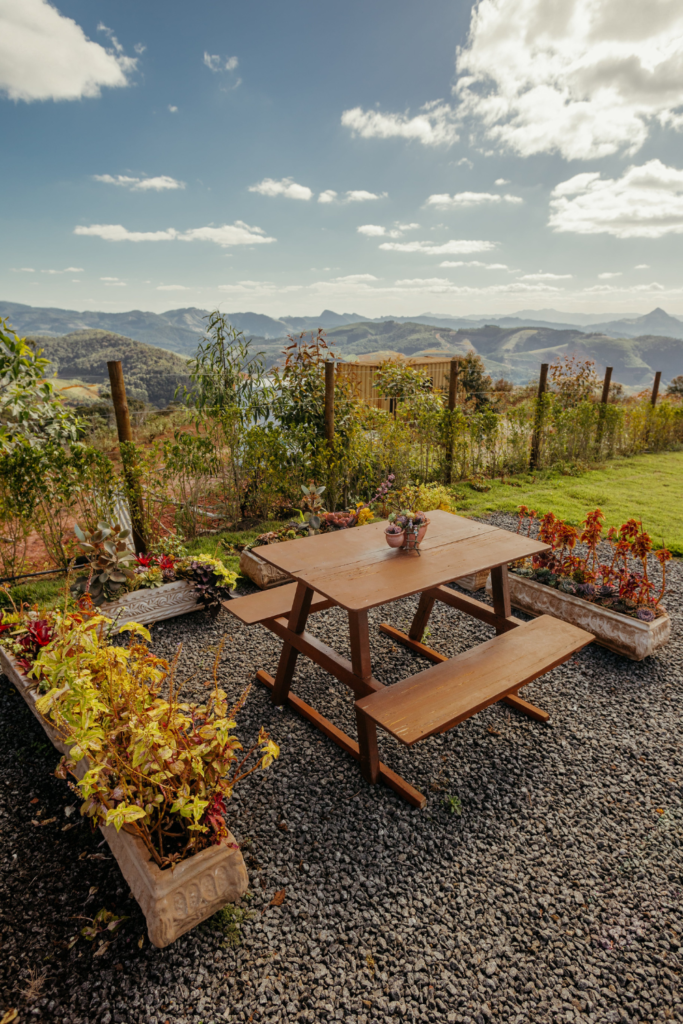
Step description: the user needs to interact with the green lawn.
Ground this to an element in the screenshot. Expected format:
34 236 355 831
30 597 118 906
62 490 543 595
455 450 683 555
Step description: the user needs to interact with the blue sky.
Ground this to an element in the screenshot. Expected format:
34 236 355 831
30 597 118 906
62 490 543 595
2 0 683 318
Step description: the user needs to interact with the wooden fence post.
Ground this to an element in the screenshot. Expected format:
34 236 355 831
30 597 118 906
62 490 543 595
107 360 146 554
445 358 459 484
324 360 335 444
651 371 661 407
529 363 549 471
596 365 613 451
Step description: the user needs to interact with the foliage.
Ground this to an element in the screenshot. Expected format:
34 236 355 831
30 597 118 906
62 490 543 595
392 482 458 515
71 521 137 605
0 318 80 452
514 506 672 616
548 356 601 408
387 508 428 536
456 353 493 410
374 360 433 408
23 613 280 869
666 374 683 397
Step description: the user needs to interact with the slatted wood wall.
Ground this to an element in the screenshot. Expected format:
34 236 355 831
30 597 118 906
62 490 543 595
337 358 453 409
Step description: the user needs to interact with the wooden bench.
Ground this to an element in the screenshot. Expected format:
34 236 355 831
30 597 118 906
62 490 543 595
223 582 334 626
355 615 593 745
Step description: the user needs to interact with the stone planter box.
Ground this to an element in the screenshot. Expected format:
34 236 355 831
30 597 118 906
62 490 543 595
453 569 490 592
100 579 201 626
0 648 249 947
239 548 290 589
487 574 670 661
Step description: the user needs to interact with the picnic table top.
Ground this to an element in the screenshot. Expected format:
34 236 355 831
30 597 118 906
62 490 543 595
254 510 548 611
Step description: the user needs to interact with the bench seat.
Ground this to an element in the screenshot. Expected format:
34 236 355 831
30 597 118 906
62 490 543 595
223 582 333 626
355 614 593 745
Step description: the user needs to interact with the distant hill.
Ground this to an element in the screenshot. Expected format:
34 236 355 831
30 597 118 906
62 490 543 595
326 320 683 386
29 330 191 407
4 301 682 388
587 307 683 341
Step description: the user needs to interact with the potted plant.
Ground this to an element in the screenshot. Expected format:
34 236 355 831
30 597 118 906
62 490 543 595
0 600 279 946
488 507 672 660
385 509 430 551
70 521 238 625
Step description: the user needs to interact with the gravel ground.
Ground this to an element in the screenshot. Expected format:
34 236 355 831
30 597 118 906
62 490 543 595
1 512 681 1024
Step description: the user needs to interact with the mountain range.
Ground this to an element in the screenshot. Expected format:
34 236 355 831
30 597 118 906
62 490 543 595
2 300 682 392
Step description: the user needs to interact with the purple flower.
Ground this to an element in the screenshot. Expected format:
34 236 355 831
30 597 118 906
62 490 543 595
636 608 655 622
388 474 395 482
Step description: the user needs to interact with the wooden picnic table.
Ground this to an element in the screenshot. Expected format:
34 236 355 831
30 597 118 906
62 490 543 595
225 511 594 807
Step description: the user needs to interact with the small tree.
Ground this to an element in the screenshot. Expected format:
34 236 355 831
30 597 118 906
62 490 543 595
374 360 433 417
458 353 493 410
665 374 683 397
0 318 80 452
548 355 600 408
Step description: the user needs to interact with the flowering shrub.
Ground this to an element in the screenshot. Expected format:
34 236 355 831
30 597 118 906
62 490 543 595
131 553 238 617
8 608 280 868
514 506 672 618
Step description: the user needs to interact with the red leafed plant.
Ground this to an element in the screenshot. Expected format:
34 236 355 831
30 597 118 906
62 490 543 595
514 506 671 619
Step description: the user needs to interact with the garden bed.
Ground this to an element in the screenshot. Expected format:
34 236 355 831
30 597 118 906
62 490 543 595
100 578 202 625
0 646 249 948
487 573 671 660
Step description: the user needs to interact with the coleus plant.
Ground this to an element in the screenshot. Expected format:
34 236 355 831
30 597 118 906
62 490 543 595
33 615 279 869
515 506 672 618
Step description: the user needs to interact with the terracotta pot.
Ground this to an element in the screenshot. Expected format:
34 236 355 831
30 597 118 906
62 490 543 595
487 574 670 661
0 647 249 946
385 527 406 548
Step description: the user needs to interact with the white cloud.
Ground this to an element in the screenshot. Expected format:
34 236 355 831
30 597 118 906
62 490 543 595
134 43 146 56
426 191 522 208
454 0 683 160
397 222 420 231
75 221 275 246
378 239 496 255
440 260 509 270
0 0 135 102
598 272 622 279
521 272 573 280
345 190 386 202
249 177 313 201
168 105 178 113
157 284 190 291
42 266 84 274
204 52 238 73
333 274 379 283
635 263 650 269
357 224 402 239
549 160 683 238
317 190 338 204
495 178 510 185
341 101 459 146
94 173 185 191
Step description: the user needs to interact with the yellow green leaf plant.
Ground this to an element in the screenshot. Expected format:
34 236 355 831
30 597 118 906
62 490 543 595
30 611 278 869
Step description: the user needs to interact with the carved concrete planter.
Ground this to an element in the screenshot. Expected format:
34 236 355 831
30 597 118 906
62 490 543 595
454 569 490 592
487 574 671 661
0 648 249 947
239 549 290 589
100 579 201 625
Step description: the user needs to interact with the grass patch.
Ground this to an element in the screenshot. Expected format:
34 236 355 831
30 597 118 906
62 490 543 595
0 576 70 611
207 904 251 947
456 451 683 556
183 520 285 578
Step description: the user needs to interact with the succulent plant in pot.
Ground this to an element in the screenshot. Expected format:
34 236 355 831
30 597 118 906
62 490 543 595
71 521 138 605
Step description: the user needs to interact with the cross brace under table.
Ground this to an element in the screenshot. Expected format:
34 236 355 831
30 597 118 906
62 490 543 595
253 566 550 809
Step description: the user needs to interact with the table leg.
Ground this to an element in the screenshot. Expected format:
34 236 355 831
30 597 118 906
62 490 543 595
408 589 437 642
490 565 511 634
349 609 380 785
271 582 314 705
